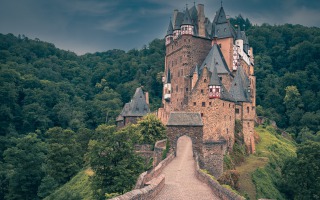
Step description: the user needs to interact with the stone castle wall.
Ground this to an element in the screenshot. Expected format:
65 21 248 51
187 68 235 149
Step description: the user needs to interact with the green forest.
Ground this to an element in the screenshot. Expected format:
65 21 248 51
0 16 319 199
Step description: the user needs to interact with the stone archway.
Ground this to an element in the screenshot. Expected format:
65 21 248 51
166 112 203 156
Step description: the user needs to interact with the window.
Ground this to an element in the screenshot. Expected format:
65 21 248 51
204 79 207 83
219 77 222 81
202 102 205 107
193 102 196 106
247 107 250 113
209 102 212 106
248 122 250 127
235 108 239 114
201 113 204 117
201 89 204 94
186 88 188 92
176 85 178 92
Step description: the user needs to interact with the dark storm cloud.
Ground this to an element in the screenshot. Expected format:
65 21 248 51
0 0 319 54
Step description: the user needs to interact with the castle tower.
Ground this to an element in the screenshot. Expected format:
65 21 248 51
181 6 194 36
159 3 256 157
165 19 174 45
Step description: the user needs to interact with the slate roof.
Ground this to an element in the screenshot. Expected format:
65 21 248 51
182 7 192 25
189 5 198 24
214 6 227 24
118 87 150 117
230 66 251 102
167 112 203 126
209 66 221 86
211 6 236 39
166 19 173 36
199 43 232 75
173 12 184 30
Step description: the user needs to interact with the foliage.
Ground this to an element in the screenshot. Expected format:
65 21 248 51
282 141 320 200
85 125 145 199
137 114 166 145
2 133 47 200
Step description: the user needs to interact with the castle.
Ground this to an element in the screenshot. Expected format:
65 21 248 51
157 3 256 155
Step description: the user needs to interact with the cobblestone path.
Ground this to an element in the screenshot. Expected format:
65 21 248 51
154 136 219 200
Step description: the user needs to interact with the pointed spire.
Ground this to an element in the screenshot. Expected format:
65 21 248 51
214 6 227 24
209 62 221 86
236 25 242 40
166 69 171 83
182 5 192 25
166 18 174 36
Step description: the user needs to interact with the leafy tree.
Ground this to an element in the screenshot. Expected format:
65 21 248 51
137 114 166 144
43 128 83 185
282 141 320 199
284 86 304 133
86 125 144 199
3 133 47 200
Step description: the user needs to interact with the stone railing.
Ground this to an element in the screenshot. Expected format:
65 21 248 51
195 154 245 200
110 174 165 200
135 152 174 189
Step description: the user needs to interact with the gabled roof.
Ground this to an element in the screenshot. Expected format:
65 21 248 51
166 19 173 36
182 6 192 25
199 44 232 75
167 112 203 126
230 66 251 102
118 87 150 117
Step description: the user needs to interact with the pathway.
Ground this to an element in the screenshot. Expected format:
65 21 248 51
154 136 219 200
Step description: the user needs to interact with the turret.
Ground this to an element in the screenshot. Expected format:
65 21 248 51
235 25 243 52
164 69 171 101
208 66 221 99
165 19 174 45
181 5 194 35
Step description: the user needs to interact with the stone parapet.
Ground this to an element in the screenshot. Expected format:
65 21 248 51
110 174 165 200
195 153 245 200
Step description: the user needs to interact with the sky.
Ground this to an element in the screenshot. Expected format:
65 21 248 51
0 0 319 55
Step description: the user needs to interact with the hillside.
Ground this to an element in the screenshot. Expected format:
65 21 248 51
0 20 320 200
236 125 296 199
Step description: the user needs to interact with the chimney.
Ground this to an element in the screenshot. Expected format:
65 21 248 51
145 92 149 106
197 4 205 37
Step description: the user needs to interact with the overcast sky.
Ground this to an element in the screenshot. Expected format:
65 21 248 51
0 0 319 55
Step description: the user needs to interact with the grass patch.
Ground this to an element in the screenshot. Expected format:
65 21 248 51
45 168 94 200
236 125 296 200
